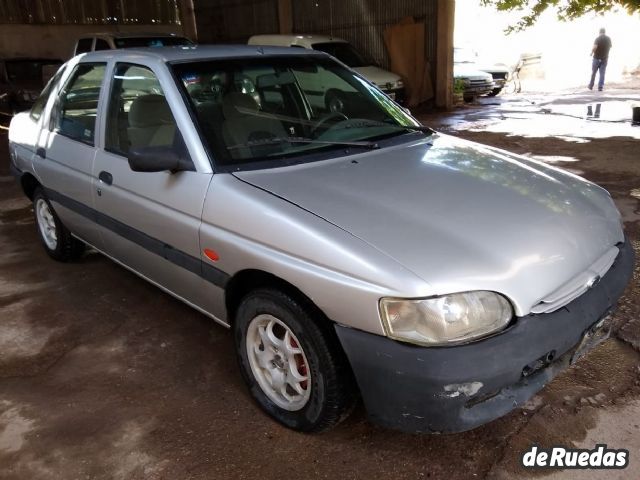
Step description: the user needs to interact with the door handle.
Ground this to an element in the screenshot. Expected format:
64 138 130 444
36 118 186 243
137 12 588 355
98 171 113 185
36 147 46 159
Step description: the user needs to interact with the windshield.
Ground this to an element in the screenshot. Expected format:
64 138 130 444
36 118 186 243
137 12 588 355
311 42 371 68
114 36 193 48
172 56 420 168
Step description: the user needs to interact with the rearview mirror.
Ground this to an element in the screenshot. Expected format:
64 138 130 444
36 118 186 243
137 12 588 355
127 146 194 173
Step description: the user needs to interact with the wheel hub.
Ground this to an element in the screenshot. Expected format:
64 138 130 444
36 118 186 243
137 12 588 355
35 198 58 250
246 314 311 411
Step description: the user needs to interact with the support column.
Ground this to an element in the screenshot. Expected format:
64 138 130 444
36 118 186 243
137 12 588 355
435 0 455 110
179 0 198 42
278 0 293 34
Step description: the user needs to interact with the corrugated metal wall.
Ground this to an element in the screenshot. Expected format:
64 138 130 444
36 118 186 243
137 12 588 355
292 0 437 72
0 0 181 24
194 0 438 75
195 0 279 43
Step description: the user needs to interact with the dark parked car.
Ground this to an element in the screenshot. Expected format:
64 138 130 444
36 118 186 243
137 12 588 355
0 58 62 114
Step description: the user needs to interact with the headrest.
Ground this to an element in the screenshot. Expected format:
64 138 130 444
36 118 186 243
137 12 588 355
222 92 259 120
129 94 174 128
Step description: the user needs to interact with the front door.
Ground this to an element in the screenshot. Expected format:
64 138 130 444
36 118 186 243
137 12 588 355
92 62 214 311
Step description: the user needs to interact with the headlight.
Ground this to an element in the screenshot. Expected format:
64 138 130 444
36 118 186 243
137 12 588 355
380 291 513 346
396 80 404 89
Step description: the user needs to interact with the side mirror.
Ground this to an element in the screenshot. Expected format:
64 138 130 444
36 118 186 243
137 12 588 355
127 146 194 173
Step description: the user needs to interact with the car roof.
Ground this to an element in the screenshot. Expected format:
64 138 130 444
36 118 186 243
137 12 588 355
78 44 329 63
81 32 185 39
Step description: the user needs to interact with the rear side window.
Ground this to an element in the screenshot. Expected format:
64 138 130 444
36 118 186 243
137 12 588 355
30 66 65 122
75 38 93 55
106 63 179 154
52 63 106 144
94 39 111 51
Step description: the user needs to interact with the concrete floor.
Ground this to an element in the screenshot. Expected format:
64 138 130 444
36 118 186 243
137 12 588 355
1 84 639 479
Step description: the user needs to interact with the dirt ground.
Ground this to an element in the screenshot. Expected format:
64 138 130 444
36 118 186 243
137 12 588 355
1 84 639 480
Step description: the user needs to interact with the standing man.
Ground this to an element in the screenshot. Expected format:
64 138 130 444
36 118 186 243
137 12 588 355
589 28 612 91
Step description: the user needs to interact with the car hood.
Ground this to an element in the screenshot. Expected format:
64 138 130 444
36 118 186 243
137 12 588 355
476 63 510 74
353 65 401 87
454 64 492 80
234 134 624 316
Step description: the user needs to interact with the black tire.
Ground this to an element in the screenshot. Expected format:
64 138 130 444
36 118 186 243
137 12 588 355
487 87 502 97
32 187 85 262
463 94 475 103
234 288 357 432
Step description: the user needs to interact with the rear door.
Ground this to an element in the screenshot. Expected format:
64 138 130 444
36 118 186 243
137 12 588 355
35 62 106 246
92 61 216 311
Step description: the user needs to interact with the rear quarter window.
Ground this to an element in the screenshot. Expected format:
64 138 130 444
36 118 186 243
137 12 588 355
52 63 106 144
30 66 65 122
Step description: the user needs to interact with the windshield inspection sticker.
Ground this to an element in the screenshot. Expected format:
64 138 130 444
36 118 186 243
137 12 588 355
522 445 629 469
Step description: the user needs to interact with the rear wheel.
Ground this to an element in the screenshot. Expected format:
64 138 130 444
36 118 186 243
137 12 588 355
33 187 85 261
234 288 356 432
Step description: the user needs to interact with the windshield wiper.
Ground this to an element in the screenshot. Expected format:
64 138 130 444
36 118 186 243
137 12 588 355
394 124 436 135
341 120 435 135
226 136 380 151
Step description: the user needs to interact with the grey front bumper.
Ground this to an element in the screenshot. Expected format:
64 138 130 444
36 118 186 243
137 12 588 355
464 85 494 96
336 240 634 433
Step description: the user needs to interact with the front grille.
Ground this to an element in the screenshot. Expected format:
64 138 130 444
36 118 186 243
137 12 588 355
531 246 619 314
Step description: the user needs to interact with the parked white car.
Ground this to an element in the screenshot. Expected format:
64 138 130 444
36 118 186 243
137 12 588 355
455 47 510 96
454 63 494 102
248 34 405 104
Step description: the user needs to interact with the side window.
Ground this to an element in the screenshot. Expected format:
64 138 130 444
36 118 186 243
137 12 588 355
75 38 94 55
94 39 110 51
52 63 106 144
106 63 179 155
30 66 65 122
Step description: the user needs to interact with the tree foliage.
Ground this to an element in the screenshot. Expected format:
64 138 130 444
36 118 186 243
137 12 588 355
480 0 640 31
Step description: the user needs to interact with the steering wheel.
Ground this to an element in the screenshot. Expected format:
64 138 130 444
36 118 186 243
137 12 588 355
311 112 348 135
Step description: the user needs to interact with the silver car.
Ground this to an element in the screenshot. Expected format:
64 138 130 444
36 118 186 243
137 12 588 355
8 46 633 434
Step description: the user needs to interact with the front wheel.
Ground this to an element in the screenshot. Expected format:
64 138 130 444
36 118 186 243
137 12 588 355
487 87 502 97
33 187 85 261
234 289 356 432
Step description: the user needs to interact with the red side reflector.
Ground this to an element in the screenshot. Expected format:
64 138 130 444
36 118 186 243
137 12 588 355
203 248 219 262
